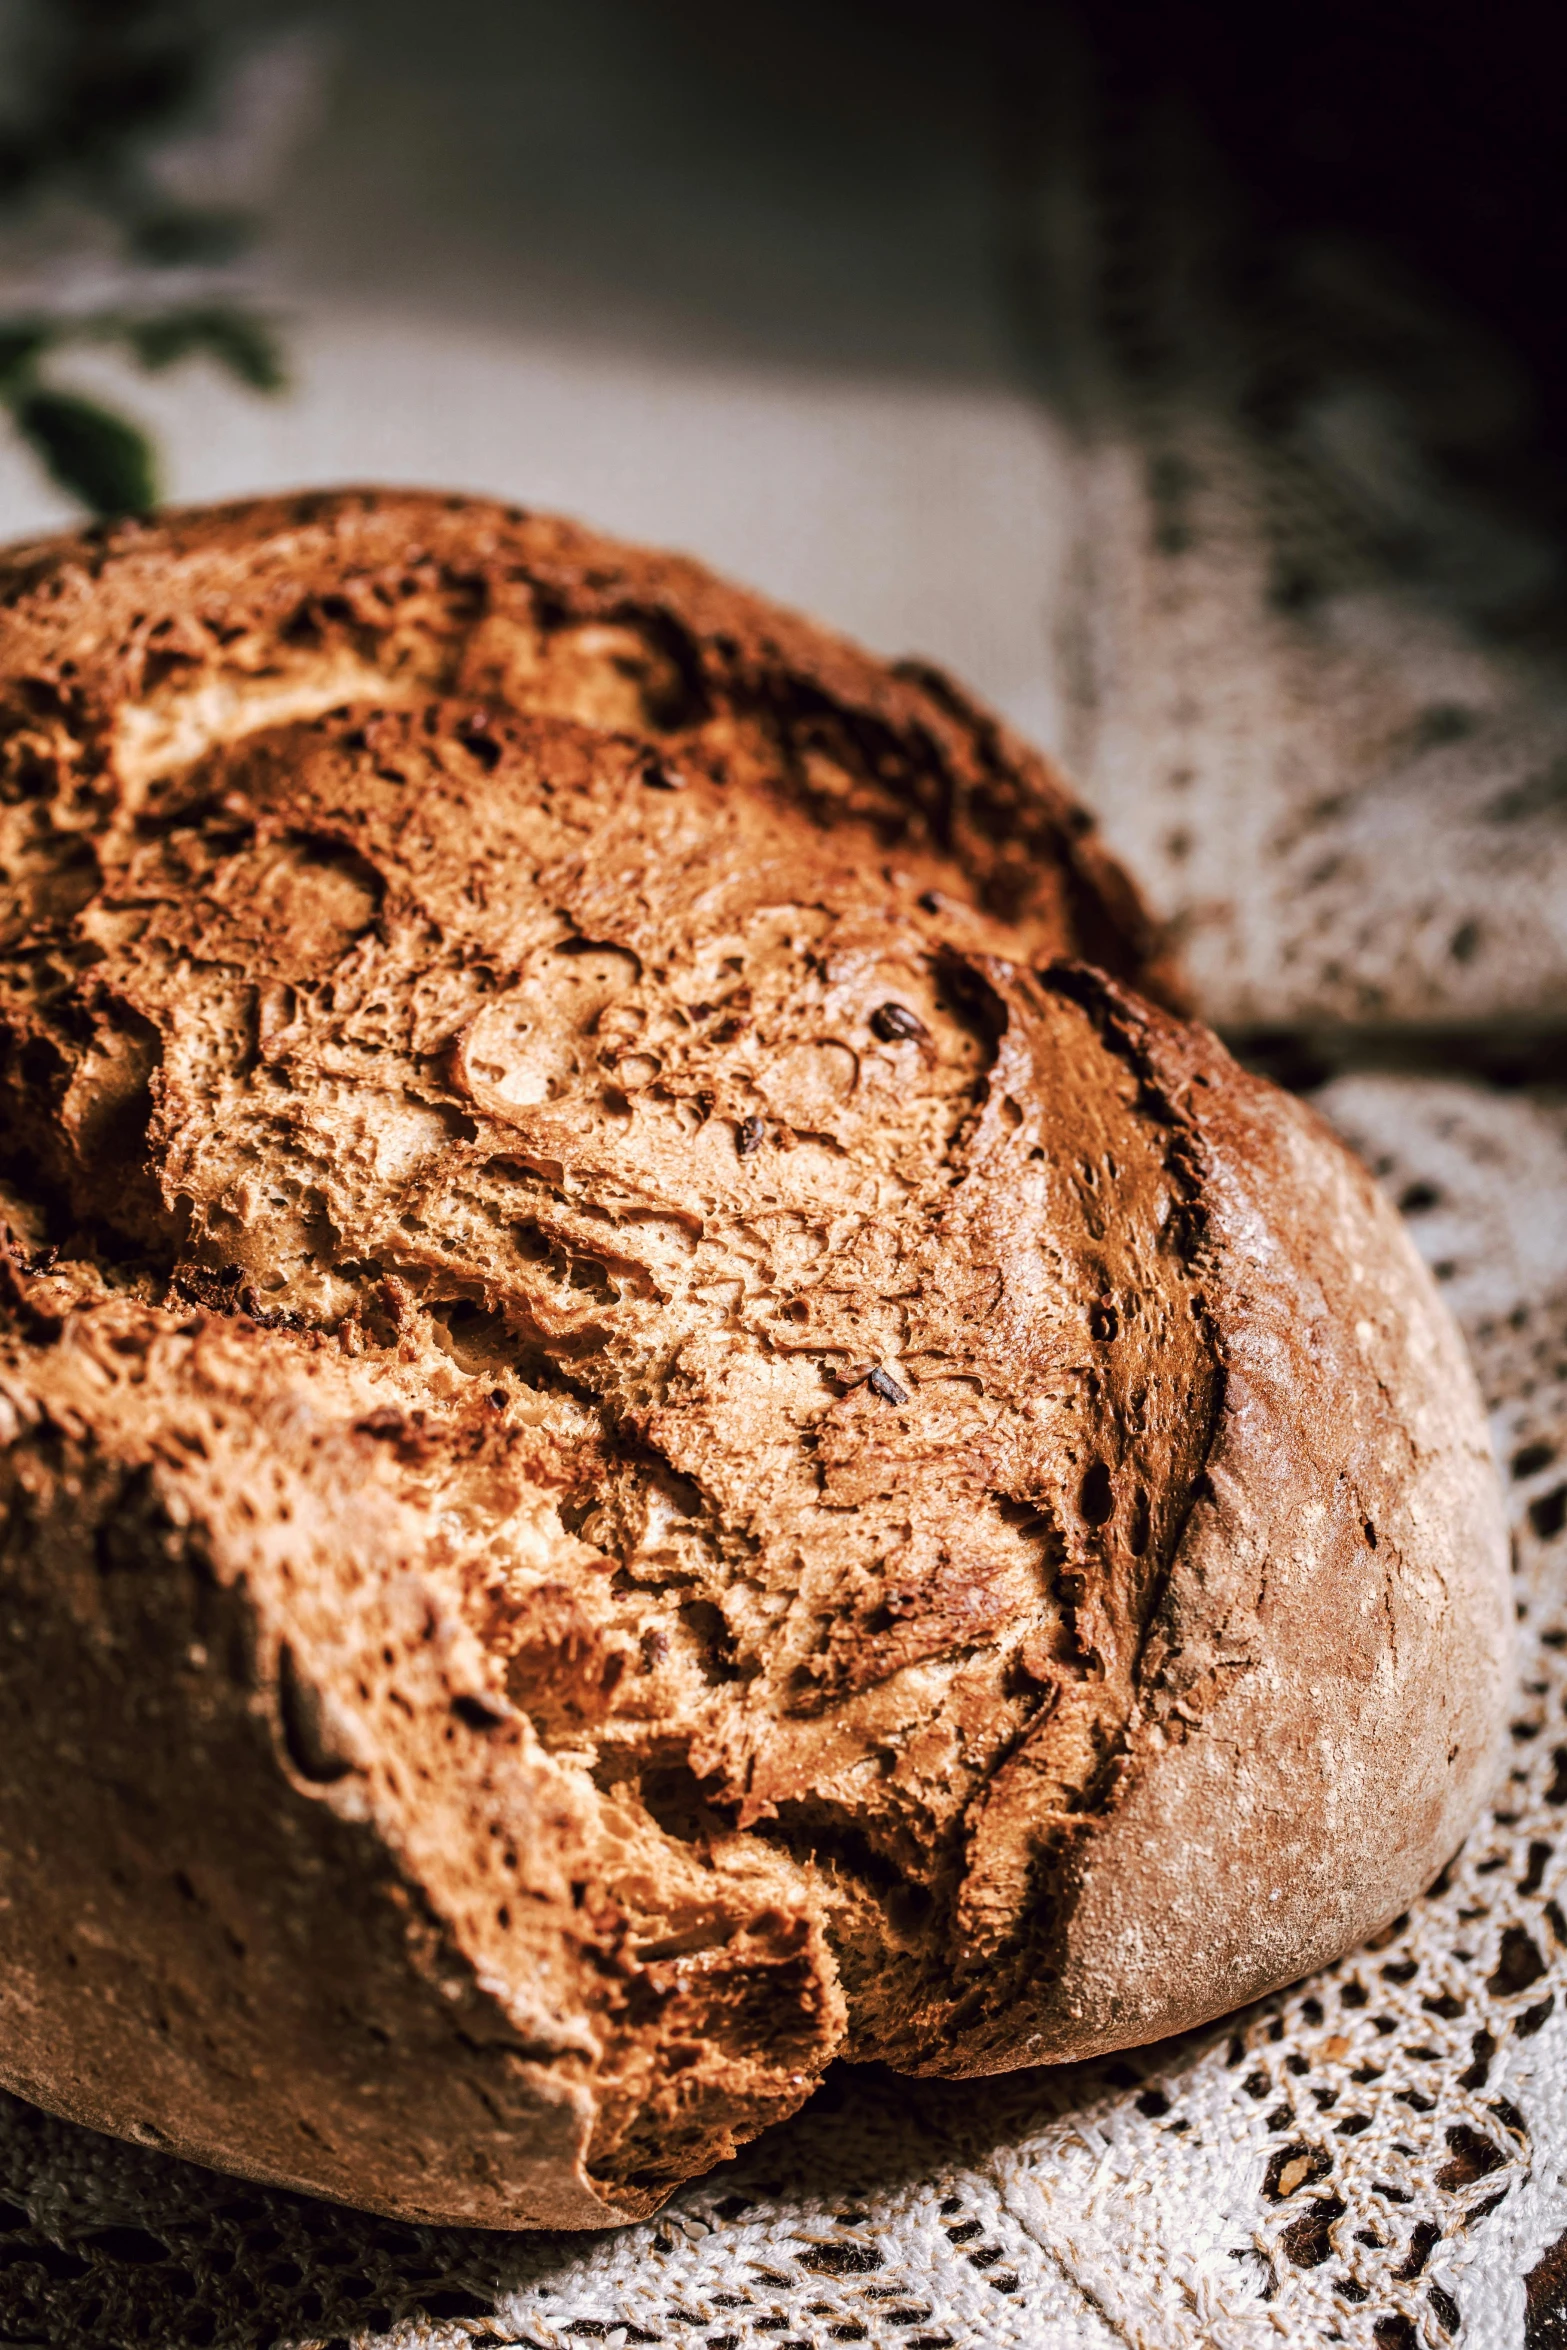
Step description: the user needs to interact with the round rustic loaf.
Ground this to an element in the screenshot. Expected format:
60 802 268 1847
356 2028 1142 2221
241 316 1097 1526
0 492 1509 2228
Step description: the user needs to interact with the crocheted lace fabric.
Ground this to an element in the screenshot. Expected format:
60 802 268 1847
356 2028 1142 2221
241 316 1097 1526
5 50 1567 2350
1004 30 1567 1039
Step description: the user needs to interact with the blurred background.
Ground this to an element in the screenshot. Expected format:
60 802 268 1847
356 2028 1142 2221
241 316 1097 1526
2 0 1564 1056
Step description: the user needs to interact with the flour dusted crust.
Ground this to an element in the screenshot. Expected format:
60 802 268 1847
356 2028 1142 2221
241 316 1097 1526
0 492 1509 2227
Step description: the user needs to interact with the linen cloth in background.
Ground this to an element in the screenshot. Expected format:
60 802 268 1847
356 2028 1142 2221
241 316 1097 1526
1 5 1566 2345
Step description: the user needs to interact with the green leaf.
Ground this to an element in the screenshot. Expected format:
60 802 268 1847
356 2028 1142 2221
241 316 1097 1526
14 389 158 517
0 321 52 392
125 304 285 393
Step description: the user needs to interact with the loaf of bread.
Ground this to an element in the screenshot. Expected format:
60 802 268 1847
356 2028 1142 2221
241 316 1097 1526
0 492 1509 2228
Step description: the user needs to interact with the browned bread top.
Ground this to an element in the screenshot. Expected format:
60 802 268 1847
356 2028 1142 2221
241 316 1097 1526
0 493 1508 2228
0 486 1173 1000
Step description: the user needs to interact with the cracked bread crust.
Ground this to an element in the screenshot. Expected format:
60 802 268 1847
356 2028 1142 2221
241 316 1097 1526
0 493 1510 2227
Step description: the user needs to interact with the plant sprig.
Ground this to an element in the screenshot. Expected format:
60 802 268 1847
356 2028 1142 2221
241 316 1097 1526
0 306 286 516
0 1 294 519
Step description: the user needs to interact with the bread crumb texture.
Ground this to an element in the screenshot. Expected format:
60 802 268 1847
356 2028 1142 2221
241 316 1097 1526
0 492 1510 2227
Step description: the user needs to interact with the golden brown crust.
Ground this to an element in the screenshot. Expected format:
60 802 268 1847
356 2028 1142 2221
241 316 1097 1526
908 976 1512 2071
0 487 1177 1007
0 492 1509 2226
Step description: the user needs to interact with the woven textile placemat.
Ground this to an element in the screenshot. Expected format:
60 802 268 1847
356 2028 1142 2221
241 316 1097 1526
0 1071 1562 2350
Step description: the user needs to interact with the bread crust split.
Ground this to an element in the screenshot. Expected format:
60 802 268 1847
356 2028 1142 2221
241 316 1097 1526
0 491 1509 2227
